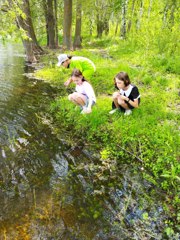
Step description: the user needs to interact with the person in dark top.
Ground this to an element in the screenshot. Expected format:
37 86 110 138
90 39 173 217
109 72 140 115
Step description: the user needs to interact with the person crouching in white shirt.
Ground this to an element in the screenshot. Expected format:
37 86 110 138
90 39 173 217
68 69 96 114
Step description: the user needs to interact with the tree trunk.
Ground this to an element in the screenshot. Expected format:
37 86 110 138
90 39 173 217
89 18 93 36
47 0 56 49
97 14 104 38
169 2 176 28
73 0 82 49
104 18 109 35
115 20 119 35
95 0 110 38
136 0 143 30
54 0 59 47
127 0 136 32
22 0 43 54
43 1 49 46
22 40 37 63
162 3 169 28
15 15 37 63
120 0 128 39
162 1 177 29
63 0 72 50
14 0 43 63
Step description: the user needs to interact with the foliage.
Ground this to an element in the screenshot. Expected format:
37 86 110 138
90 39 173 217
1 0 179 57
1 0 180 237
34 35 180 236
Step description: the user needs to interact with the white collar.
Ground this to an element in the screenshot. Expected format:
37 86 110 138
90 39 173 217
120 84 133 97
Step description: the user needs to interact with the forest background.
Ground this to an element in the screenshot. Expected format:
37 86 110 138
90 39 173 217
0 0 180 237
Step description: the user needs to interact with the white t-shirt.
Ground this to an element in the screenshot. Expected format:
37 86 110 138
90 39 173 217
75 81 96 102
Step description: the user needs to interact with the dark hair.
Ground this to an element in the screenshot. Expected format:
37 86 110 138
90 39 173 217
114 72 131 87
71 69 86 81
67 55 73 59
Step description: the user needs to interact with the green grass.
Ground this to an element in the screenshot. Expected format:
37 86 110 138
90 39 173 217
34 37 180 224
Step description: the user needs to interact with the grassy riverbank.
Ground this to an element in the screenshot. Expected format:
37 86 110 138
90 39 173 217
34 37 180 237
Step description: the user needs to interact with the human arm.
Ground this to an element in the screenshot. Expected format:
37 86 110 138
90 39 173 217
64 77 73 86
125 97 139 108
120 86 140 108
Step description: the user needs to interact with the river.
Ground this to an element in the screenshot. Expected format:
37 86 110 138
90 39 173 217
0 43 176 240
0 43 75 239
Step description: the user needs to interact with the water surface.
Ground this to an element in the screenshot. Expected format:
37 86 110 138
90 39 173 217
0 44 72 238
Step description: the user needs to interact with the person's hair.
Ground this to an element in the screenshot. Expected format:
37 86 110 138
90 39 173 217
67 55 73 59
114 72 131 87
71 69 86 81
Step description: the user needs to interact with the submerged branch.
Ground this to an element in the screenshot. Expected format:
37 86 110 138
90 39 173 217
117 144 143 163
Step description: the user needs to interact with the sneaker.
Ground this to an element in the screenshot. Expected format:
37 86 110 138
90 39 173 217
109 108 118 115
81 106 87 114
124 109 132 116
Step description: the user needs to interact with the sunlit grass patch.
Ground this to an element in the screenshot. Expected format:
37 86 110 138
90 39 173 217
34 37 180 214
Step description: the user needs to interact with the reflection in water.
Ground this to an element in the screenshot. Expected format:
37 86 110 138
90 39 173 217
0 43 71 237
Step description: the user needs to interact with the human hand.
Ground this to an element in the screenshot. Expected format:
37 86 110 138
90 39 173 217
120 95 127 101
64 78 72 87
64 80 70 86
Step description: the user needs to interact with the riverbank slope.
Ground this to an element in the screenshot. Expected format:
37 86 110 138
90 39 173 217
32 37 180 238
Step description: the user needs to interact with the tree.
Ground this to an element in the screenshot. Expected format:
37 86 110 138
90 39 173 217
43 0 56 49
136 0 143 30
95 0 111 38
54 0 59 47
127 0 136 32
5 0 43 63
73 0 82 49
63 0 72 49
81 0 95 36
120 0 128 39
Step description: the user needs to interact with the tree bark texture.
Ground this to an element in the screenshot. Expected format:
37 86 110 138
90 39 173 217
54 0 59 47
14 0 43 62
120 0 129 39
115 20 119 35
47 0 56 49
127 0 136 32
96 0 110 38
73 0 82 49
136 0 143 30
63 0 72 50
